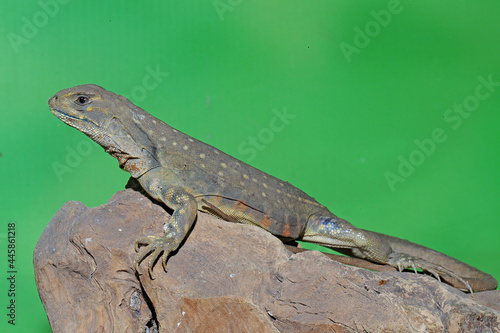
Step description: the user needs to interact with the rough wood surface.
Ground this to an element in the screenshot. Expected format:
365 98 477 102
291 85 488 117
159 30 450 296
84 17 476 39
34 190 500 332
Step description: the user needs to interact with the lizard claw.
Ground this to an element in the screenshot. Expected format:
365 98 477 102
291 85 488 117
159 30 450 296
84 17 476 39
388 252 472 294
134 235 176 279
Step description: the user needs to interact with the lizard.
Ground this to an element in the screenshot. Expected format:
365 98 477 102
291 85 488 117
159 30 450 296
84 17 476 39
48 84 498 293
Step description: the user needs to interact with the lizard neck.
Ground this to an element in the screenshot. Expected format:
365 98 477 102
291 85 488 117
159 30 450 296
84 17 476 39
123 155 161 178
95 116 162 178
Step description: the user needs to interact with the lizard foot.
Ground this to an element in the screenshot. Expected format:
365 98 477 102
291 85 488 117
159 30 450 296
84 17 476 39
388 252 473 294
135 235 177 279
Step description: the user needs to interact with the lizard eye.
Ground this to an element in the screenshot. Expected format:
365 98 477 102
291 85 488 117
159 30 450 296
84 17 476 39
75 95 90 105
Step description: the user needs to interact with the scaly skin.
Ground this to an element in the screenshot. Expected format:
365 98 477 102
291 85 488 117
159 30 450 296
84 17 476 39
48 84 497 292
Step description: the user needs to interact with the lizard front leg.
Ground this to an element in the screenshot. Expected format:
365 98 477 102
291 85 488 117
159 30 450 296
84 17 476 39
135 186 198 278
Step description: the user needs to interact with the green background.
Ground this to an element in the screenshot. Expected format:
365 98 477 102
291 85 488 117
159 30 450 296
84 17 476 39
1 1 499 331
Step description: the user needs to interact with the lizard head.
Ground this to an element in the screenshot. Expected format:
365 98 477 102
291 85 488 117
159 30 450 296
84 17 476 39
49 84 161 177
48 84 124 139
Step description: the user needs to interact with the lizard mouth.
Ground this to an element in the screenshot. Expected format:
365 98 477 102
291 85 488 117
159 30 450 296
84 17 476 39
50 107 89 122
50 107 101 140
50 107 99 128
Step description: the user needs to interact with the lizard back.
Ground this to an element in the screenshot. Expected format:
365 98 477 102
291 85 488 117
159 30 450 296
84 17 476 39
129 102 331 238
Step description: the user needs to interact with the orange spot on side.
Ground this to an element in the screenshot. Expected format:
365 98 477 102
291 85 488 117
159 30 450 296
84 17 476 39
260 215 273 229
211 196 222 207
282 223 291 238
233 201 242 211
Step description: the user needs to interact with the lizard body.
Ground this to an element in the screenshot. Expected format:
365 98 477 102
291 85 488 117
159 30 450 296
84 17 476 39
49 84 497 292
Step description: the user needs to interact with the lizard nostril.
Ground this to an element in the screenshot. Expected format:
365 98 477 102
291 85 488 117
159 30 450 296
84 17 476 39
49 96 58 105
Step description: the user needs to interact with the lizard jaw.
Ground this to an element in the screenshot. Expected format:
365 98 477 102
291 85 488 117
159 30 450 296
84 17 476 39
50 107 101 134
50 107 114 150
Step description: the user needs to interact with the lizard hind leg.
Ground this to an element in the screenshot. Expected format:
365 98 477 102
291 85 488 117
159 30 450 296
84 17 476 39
301 214 393 264
302 214 475 292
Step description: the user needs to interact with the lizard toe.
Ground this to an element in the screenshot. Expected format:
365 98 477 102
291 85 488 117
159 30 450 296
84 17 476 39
147 245 165 279
134 242 157 274
388 252 472 294
135 235 178 278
